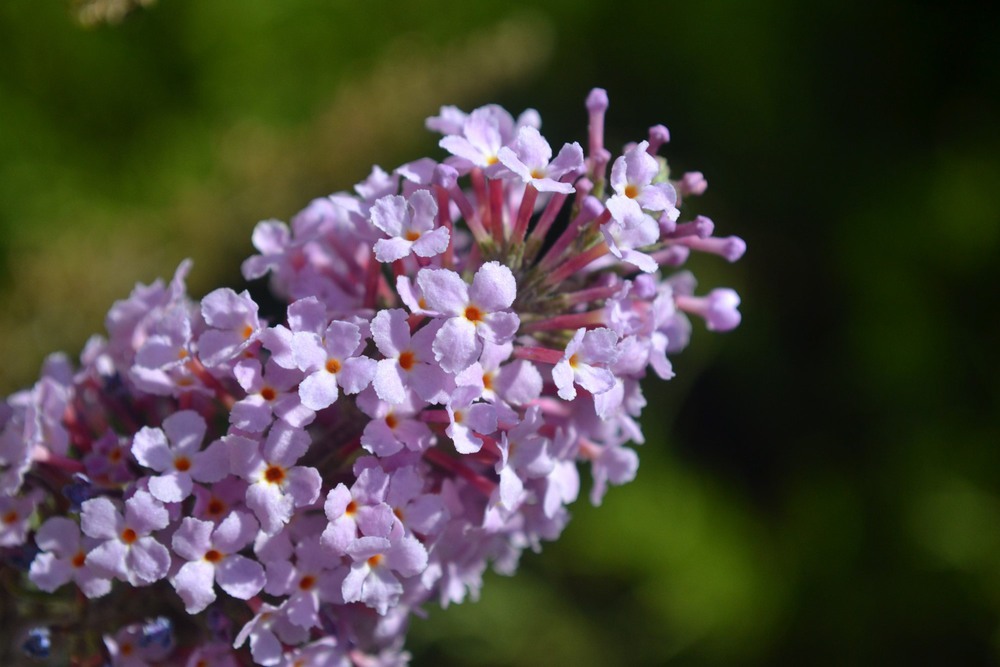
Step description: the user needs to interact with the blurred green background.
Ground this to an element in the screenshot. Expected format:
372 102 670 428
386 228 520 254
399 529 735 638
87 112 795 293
2 0 998 664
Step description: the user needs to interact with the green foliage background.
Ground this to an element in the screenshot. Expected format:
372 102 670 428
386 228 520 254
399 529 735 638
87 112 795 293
1 0 998 664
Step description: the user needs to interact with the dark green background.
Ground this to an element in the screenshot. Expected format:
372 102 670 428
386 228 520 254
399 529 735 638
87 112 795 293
1 1 998 664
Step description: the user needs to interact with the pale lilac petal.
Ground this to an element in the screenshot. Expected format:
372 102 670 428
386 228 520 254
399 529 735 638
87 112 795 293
148 471 193 504
494 360 542 405
480 311 520 344
86 540 128 579
172 560 217 613
469 262 516 312
463 403 497 436
213 511 259 553
299 371 340 411
370 195 407 237
417 268 468 315
125 490 169 533
291 332 327 373
80 498 122 541
373 361 407 405
411 227 450 258
285 466 321 507
548 141 585 180
386 534 428 577
190 439 230 483
338 356 377 395
361 420 405 458
228 434 264 479
126 536 171 585
29 552 73 592
131 427 172 473
34 517 80 555
432 317 479 373
582 328 620 364
216 554 266 600
260 325 296 369
247 484 291 535
374 237 414 263
371 309 410 358
197 329 247 368
574 364 615 396
162 410 206 455
172 517 213 561
263 422 311 467
408 189 438 230
552 361 577 401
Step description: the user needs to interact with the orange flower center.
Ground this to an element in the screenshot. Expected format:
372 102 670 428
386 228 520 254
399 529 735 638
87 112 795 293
174 456 191 472
298 575 316 591
72 551 86 568
2 511 18 525
207 499 225 517
367 554 384 568
345 500 358 516
325 358 342 374
482 372 494 391
260 386 277 402
464 305 483 323
624 184 639 199
241 324 254 340
204 549 223 563
568 353 580 368
121 528 138 545
398 350 416 371
385 413 399 430
264 465 286 484
404 230 421 242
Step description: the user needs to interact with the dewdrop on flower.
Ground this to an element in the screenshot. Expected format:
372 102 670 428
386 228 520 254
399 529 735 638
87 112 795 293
0 88 744 665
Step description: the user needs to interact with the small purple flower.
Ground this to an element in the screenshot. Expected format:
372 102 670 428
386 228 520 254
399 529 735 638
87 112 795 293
551 328 620 401
229 424 321 534
231 358 314 432
370 190 450 262
292 319 376 412
609 140 678 217
342 524 428 615
417 262 520 374
170 512 266 613
371 310 450 404
132 410 229 503
445 386 498 455
197 288 262 368
0 491 40 547
29 516 111 598
81 491 171 586
497 126 584 193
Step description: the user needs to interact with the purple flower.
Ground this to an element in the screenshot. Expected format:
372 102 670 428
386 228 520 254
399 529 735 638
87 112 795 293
497 126 584 193
342 523 428 615
370 190 450 262
0 490 40 547
371 310 450 404
291 319 376 412
29 516 111 598
417 262 520 374
81 491 171 586
132 410 228 503
609 140 678 217
197 288 262 368
231 358 314 432
228 424 321 534
170 512 265 613
551 328 620 401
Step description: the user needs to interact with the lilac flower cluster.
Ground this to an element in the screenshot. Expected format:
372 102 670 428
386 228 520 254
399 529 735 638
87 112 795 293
0 89 744 665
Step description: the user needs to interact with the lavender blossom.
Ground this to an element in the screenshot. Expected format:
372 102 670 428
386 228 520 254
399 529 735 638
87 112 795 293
1 89 744 665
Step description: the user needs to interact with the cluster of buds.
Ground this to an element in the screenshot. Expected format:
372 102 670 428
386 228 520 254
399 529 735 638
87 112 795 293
0 89 744 665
